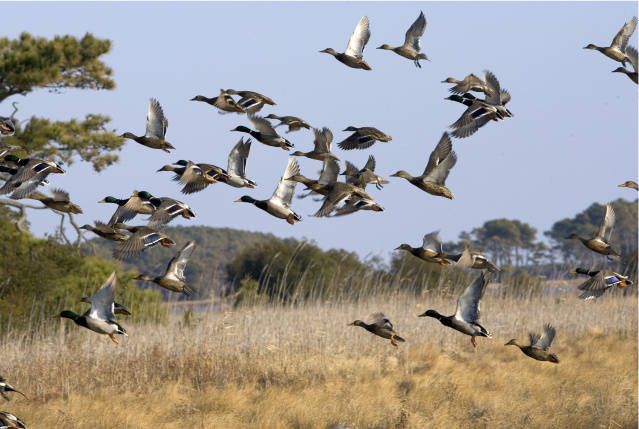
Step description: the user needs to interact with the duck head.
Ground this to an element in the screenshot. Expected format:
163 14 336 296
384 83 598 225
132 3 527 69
504 339 519 347
265 114 280 120
190 95 207 102
319 48 338 56
157 164 176 172
390 170 410 180
231 125 252 133
395 243 412 252
348 320 365 327
3 154 22 164
583 43 599 50
418 309 443 319
290 150 307 157
618 180 638 189
342 126 359 132
235 195 256 204
99 196 121 204
441 77 458 83
59 310 80 321
445 94 466 103
136 191 155 200
376 44 393 50
120 132 137 140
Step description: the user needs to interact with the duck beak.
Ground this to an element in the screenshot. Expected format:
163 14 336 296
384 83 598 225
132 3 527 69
417 312 427 317
234 198 242 203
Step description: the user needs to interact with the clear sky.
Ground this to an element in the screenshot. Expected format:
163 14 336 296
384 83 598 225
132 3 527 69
1 2 637 260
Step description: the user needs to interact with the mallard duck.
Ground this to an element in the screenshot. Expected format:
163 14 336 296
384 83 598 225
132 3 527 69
79 221 129 242
157 160 227 194
100 190 161 226
307 158 376 217
442 74 494 96
312 182 375 217
612 45 638 83
265 114 311 133
391 132 456 199
291 127 339 162
331 198 384 216
0 116 16 135
231 114 294 150
59 272 127 344
395 231 450 265
135 241 196 295
572 267 633 299
448 71 513 138
0 155 64 199
337 126 392 150
112 224 176 260
505 324 559 363
341 155 388 190
235 158 301 224
448 248 500 273
320 16 372 70
190 90 245 114
0 377 27 401
80 296 131 315
419 272 492 348
120 98 174 152
0 411 26 428
224 89 276 113
566 204 619 257
584 16 637 66
349 312 405 346
618 180 639 190
287 158 338 199
147 197 196 228
377 11 428 67
27 189 82 214
217 138 256 188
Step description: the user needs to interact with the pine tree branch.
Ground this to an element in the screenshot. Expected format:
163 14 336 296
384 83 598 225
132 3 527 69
0 199 83 245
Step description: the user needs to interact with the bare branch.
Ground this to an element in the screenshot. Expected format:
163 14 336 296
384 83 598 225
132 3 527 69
67 213 84 248
58 212 71 246
10 102 18 119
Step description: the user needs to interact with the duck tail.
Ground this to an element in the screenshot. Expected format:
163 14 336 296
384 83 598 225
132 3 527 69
182 285 193 297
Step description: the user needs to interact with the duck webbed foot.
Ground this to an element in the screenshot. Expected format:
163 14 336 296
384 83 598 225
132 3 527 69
109 334 119 345
390 335 398 347
471 336 477 349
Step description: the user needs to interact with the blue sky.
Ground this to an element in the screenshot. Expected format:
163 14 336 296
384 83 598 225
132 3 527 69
1 2 637 260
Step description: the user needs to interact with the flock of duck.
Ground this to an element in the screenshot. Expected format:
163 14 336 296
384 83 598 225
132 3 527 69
0 12 637 428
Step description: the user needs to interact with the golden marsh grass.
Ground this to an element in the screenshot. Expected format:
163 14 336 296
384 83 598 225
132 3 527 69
1 289 637 428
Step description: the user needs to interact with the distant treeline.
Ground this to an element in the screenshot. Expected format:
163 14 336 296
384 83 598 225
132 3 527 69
81 198 637 304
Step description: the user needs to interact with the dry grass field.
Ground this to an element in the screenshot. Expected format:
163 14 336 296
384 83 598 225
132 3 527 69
1 288 637 429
